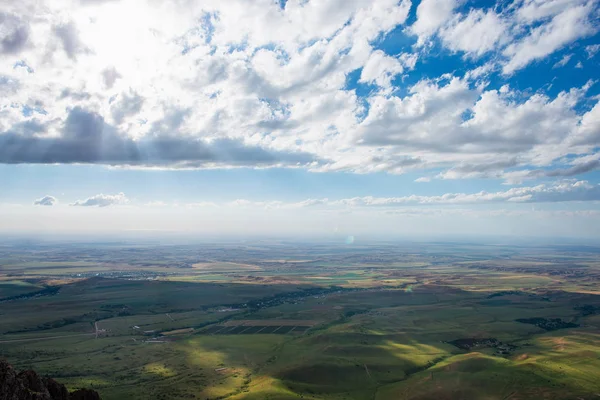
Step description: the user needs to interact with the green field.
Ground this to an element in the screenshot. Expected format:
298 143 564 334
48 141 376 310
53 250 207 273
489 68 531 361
2 241 600 399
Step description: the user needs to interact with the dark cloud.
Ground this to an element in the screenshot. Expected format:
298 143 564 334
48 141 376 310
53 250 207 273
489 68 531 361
111 91 144 123
257 118 301 131
541 160 600 178
59 88 92 101
452 158 520 174
0 13 29 54
4 119 46 135
102 67 121 89
0 107 322 168
368 155 424 173
0 108 136 163
521 160 600 180
53 22 88 60
370 155 422 167
438 159 520 179
33 195 57 206
143 136 317 166
149 108 190 135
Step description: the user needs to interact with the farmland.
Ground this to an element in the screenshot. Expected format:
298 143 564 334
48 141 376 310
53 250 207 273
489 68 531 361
1 239 600 399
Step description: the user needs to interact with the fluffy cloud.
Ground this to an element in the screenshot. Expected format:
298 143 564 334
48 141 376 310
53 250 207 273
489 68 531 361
33 195 57 206
410 0 458 45
0 0 410 170
0 0 598 183
356 77 586 154
502 2 598 74
574 102 600 145
440 9 507 56
359 50 404 88
408 0 598 74
71 193 128 207
515 0 590 23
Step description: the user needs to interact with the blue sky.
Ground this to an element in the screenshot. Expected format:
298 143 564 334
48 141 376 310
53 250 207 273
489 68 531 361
1 0 600 238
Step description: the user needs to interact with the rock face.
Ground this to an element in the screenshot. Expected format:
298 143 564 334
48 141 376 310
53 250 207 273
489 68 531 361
0 360 101 400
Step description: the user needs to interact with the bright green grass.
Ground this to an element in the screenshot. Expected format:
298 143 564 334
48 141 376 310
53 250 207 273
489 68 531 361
2 280 600 399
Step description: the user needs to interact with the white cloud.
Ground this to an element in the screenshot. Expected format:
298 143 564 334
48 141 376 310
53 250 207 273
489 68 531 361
464 62 496 80
33 195 57 206
433 153 600 185
0 0 597 183
586 44 600 58
440 9 508 57
71 193 129 207
573 102 600 145
515 0 590 23
502 2 598 74
552 53 572 68
407 0 598 75
358 77 581 154
325 181 600 206
359 50 404 88
399 53 418 70
173 181 600 209
410 0 458 45
0 0 412 170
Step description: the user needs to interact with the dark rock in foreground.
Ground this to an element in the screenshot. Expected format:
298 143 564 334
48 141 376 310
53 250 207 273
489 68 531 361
0 360 101 400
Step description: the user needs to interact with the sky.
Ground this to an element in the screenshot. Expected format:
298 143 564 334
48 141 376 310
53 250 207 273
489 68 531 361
1 0 600 239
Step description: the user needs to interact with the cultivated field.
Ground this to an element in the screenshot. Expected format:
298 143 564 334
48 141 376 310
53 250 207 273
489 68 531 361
1 240 600 399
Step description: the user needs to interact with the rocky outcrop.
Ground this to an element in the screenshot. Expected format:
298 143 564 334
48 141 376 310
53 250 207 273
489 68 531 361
0 360 101 400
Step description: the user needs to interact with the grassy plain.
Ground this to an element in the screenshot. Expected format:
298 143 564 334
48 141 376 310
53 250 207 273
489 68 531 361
1 240 600 399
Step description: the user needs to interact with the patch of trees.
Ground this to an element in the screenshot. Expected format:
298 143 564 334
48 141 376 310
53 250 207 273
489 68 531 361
234 286 353 311
575 304 600 316
486 291 523 299
0 286 60 302
447 338 516 355
515 317 578 331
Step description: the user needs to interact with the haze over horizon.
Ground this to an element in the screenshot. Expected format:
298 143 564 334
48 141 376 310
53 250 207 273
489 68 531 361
1 0 600 237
